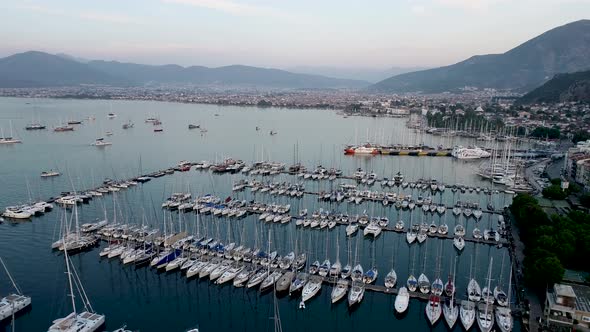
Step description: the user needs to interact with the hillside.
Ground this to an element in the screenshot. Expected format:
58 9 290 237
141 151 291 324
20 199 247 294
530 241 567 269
517 70 590 104
0 51 126 87
0 51 369 89
371 20 590 93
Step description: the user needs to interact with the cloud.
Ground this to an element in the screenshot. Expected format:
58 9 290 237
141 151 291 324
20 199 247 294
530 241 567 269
161 0 290 18
17 4 142 24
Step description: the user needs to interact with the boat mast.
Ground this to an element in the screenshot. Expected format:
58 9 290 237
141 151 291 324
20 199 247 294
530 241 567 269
0 257 22 295
484 257 493 318
63 236 77 320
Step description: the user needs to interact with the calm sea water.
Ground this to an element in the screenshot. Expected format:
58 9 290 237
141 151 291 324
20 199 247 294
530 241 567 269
0 97 519 332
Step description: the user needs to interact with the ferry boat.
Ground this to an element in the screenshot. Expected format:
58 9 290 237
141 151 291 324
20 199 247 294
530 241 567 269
25 123 46 130
54 125 74 132
344 143 379 155
451 146 491 160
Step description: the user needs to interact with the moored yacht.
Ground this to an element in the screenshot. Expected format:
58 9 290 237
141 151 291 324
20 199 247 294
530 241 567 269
460 300 476 330
331 279 348 303
425 295 442 325
394 286 409 314
347 281 365 306
301 275 322 302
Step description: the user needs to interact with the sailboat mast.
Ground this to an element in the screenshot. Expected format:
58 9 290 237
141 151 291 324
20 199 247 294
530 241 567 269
63 239 77 317
0 257 22 295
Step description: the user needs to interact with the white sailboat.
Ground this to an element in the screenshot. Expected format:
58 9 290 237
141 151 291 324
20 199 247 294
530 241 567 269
347 281 365 307
407 246 418 292
442 257 458 328
330 279 348 303
301 275 322 302
477 258 495 332
48 238 105 332
0 257 32 321
394 286 409 314
425 295 442 325
460 300 476 330
495 266 514 332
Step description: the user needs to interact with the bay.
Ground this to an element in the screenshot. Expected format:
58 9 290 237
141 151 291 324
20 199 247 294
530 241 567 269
0 97 519 332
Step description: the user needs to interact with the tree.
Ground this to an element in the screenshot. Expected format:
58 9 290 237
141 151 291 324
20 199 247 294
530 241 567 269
542 185 567 200
572 130 590 144
581 193 590 208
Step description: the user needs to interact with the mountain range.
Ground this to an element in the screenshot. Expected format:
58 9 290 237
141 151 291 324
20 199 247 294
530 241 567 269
517 70 590 104
0 51 369 89
287 66 429 83
371 20 590 93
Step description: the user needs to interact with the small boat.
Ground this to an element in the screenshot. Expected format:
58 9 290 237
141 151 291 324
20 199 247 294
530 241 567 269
362 267 378 284
188 124 200 129
92 138 112 147
418 273 430 294
301 275 322 302
340 264 351 279
460 300 476 330
260 271 282 292
468 279 482 302
347 281 365 307
107 113 116 118
443 298 459 328
432 278 444 296
289 272 309 294
495 306 513 332
275 271 294 292
0 257 32 321
41 170 60 178
233 265 257 287
331 279 348 303
54 125 74 132
407 274 418 292
425 295 442 325
345 224 358 236
318 259 331 277
246 269 267 288
384 269 397 289
394 286 409 314
477 302 495 332
453 236 465 251
351 264 363 282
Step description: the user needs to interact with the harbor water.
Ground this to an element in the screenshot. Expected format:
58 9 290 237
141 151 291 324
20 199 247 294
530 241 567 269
0 97 520 331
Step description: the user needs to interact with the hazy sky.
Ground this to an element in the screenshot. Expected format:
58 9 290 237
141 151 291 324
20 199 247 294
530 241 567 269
1 0 588 69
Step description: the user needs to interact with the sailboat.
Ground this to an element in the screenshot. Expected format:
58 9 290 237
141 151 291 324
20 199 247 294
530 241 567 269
406 246 418 292
0 257 31 321
48 236 105 332
384 234 398 289
425 294 442 325
301 275 322 302
495 266 514 332
394 286 409 314
442 257 458 328
347 281 365 307
331 279 348 303
494 253 509 306
418 242 430 294
329 236 342 277
460 299 476 330
477 258 495 332
467 248 482 302
0 122 22 144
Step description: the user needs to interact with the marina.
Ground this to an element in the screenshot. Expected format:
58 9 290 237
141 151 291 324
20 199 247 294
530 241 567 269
0 98 522 332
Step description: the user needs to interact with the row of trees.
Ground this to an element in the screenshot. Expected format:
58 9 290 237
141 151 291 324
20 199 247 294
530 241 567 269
510 194 590 290
529 126 561 139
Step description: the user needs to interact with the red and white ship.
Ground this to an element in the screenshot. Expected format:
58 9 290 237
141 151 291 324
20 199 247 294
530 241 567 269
344 143 379 155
